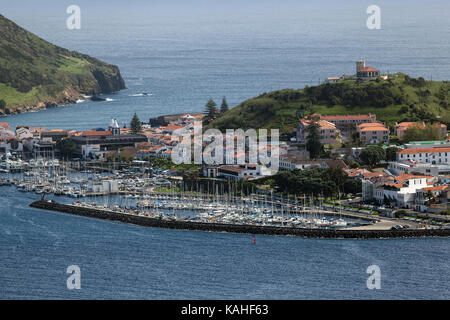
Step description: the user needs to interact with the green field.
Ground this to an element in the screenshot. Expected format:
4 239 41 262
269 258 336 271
0 14 125 113
208 73 449 134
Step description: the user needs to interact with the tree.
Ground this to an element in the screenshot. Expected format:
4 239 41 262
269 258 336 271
220 96 229 113
130 113 142 134
401 123 442 142
359 146 386 167
324 167 347 191
426 190 435 205
385 147 399 161
305 121 324 159
56 138 77 159
203 99 217 124
0 99 5 110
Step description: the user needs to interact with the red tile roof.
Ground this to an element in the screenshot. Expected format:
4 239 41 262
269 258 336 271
81 130 112 137
321 114 375 121
423 185 448 192
360 127 389 132
359 67 379 72
398 147 450 154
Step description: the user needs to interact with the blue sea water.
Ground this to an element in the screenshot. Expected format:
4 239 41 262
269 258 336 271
0 1 450 299
1 0 449 130
0 186 449 299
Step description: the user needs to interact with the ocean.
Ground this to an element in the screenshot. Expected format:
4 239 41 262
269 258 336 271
0 0 449 299
1 0 449 130
0 186 449 299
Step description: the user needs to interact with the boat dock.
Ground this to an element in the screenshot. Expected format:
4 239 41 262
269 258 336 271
29 200 450 239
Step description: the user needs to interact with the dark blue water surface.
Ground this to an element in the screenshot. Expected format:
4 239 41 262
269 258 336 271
0 1 449 299
0 186 448 299
1 0 450 130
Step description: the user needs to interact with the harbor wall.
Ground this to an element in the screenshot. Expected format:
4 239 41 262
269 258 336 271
29 200 450 239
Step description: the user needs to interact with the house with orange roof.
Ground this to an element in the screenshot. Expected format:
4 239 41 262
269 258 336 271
0 122 11 130
414 185 448 212
320 113 377 130
356 60 380 80
357 122 389 144
295 118 340 145
395 122 425 140
395 122 447 140
161 123 187 134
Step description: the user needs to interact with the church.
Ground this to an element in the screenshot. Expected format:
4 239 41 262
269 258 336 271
70 118 147 159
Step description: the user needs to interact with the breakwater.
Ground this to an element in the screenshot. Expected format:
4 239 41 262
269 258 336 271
29 200 450 239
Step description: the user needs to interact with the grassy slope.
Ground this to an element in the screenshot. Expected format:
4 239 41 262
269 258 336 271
0 14 124 112
208 73 449 135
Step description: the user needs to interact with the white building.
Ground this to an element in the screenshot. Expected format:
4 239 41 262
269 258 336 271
388 161 450 176
218 164 273 180
89 180 119 193
374 176 429 208
397 147 450 164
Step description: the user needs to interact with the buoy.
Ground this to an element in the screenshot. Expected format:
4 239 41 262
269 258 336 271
252 236 256 244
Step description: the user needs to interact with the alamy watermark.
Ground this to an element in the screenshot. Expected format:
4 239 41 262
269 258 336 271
66 5 81 30
171 121 280 173
367 5 381 30
66 265 81 290
366 265 381 289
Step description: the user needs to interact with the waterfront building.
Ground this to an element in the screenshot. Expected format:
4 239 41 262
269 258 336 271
70 119 147 159
218 164 272 180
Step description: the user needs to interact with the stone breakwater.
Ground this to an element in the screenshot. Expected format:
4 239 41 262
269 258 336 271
30 200 450 239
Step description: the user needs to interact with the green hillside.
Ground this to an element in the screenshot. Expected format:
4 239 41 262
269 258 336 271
208 73 449 135
0 14 125 114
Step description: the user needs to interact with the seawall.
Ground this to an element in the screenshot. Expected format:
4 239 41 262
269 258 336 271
29 200 450 239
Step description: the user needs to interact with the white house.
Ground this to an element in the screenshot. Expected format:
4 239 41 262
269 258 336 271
374 176 430 208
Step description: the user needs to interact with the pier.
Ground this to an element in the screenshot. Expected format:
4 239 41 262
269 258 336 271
29 200 450 239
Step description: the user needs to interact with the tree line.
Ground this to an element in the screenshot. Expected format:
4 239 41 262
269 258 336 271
203 97 229 124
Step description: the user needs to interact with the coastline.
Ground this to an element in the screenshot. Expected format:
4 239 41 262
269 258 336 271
30 200 450 239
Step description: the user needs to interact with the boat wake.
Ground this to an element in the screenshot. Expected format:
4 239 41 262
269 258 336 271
129 93 153 97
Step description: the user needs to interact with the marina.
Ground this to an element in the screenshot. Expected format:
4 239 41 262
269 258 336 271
29 199 450 238
0 158 376 230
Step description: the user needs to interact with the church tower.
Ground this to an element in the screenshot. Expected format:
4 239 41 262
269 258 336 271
109 118 121 136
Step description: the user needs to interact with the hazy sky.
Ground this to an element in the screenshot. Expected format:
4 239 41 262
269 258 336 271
2 0 449 18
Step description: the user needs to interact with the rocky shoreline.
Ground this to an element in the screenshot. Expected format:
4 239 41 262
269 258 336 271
30 200 450 239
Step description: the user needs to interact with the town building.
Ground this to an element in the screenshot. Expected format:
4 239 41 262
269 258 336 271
319 114 377 130
295 118 340 145
395 122 447 140
356 122 389 144
217 164 272 180
363 173 437 208
388 161 450 176
356 60 380 80
325 77 340 83
396 147 450 164
69 119 147 159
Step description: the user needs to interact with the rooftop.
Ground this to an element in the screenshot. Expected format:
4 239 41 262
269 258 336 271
320 114 375 121
397 147 450 154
